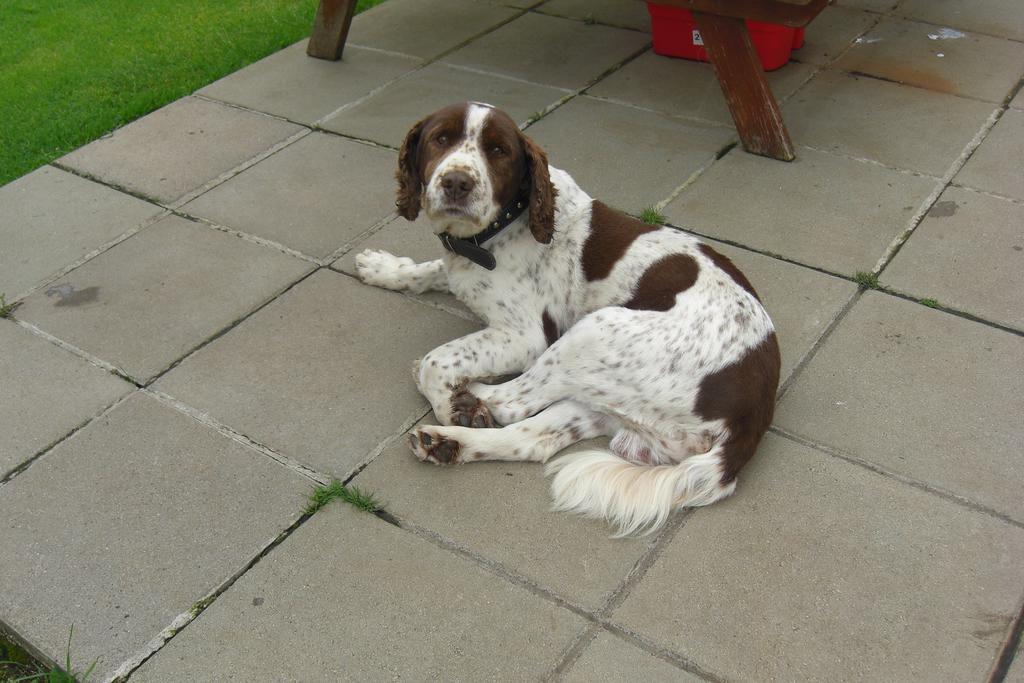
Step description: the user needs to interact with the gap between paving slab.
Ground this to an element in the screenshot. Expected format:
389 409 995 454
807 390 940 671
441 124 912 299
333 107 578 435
870 106 1006 273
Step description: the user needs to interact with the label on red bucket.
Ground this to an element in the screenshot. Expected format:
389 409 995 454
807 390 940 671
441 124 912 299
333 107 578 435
692 29 703 46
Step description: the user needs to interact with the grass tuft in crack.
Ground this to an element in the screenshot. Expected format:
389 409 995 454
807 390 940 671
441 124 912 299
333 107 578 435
854 271 881 290
189 595 217 618
639 207 666 226
919 298 940 308
305 480 381 515
1 625 97 683
0 294 19 319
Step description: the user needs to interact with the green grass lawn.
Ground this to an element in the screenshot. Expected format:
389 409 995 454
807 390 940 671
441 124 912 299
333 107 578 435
0 0 384 187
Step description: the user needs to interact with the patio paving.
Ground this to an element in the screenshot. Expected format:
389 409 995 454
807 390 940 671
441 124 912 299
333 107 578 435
1 0 1022 680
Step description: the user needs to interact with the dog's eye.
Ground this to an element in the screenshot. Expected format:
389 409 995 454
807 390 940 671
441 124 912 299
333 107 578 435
434 134 449 146
489 145 505 156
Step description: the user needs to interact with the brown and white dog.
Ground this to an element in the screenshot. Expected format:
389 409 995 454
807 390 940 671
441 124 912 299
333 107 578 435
355 102 780 535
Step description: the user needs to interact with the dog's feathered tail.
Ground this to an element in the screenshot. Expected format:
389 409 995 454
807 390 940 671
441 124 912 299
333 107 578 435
545 446 736 537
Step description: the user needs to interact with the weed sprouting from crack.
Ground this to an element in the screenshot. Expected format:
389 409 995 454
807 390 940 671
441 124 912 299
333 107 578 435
639 207 667 225
305 480 381 515
1 625 98 682
854 271 881 290
525 109 546 126
919 297 940 308
189 595 217 618
0 293 19 318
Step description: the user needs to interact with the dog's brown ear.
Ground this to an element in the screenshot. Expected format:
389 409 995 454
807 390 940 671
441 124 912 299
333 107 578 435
522 134 557 244
395 119 425 221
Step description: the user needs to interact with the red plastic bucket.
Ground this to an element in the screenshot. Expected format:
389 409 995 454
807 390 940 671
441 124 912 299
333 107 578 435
647 3 805 71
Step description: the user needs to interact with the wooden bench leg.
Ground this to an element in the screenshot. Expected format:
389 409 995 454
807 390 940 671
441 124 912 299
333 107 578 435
307 0 358 61
692 12 795 161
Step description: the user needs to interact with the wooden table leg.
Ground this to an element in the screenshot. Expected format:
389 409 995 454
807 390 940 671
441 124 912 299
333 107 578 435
307 0 358 61
692 12 795 161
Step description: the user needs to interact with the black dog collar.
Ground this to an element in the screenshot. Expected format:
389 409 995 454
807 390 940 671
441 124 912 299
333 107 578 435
436 187 530 270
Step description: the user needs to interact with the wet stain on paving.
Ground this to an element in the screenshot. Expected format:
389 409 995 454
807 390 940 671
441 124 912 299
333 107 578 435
970 612 1010 641
45 283 100 307
847 64 957 96
928 200 958 218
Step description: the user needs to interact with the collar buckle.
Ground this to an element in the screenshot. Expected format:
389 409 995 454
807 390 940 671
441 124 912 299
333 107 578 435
436 186 531 270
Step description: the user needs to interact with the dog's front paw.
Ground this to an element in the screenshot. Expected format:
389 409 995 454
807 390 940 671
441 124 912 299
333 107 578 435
409 427 463 465
354 249 413 290
451 385 495 428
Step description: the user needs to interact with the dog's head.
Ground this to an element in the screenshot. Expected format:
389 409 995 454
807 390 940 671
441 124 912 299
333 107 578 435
395 102 556 243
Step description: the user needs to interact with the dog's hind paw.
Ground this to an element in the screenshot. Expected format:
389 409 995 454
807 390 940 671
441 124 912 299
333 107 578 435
409 427 463 465
450 385 495 428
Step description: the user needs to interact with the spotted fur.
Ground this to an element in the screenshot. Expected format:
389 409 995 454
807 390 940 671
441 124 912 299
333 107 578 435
355 103 781 536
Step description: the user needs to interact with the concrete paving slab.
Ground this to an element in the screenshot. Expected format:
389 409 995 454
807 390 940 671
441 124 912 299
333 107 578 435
538 0 651 31
197 42 419 125
663 146 938 275
0 321 132 478
348 0 519 60
0 167 163 298
882 187 1024 330
154 270 480 479
836 0 899 11
321 63 569 147
59 97 303 204
705 241 857 383
443 12 650 90
899 0 1024 42
354 420 648 610
795 5 878 66
132 503 584 680
588 51 815 126
527 96 734 211
613 434 1024 681
1009 646 1024 683
776 292 1024 520
1012 87 1024 110
955 108 1024 200
14 215 313 383
784 69 995 175
835 17 1024 103
183 132 397 259
565 631 702 682
0 392 312 682
333 215 479 320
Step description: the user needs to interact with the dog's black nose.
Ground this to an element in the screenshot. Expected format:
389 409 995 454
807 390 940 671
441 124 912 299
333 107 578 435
440 171 475 202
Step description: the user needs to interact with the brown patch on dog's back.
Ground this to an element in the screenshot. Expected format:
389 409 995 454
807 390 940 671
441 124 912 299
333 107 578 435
624 254 700 311
542 309 560 346
695 333 780 483
698 244 761 301
582 201 657 281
